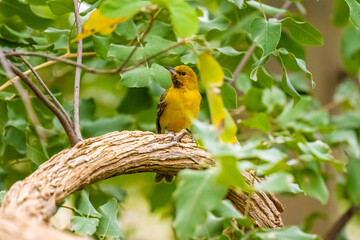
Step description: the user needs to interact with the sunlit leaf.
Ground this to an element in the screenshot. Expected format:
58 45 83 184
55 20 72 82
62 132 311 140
256 172 302 194
281 17 323 46
174 169 227 240
296 169 329 204
100 0 150 18
97 199 122 237
70 216 99 236
344 0 360 28
242 113 270 133
251 17 281 57
78 191 102 218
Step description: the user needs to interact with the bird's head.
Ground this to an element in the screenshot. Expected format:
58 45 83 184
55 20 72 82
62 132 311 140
165 65 198 90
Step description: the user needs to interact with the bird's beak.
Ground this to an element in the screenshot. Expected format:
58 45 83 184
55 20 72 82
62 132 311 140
164 66 177 75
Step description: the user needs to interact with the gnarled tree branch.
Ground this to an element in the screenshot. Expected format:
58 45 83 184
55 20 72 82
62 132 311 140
0 131 283 239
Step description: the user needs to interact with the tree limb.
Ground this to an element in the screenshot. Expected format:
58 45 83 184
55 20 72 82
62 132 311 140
72 0 83 141
0 131 283 238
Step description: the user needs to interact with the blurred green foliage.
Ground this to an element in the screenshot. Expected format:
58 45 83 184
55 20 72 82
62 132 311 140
0 0 360 239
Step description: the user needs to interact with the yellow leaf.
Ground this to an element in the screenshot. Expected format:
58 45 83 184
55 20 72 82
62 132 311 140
197 52 224 88
207 87 226 127
72 10 129 42
219 110 237 143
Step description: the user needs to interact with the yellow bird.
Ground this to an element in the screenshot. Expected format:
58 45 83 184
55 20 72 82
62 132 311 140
155 65 202 183
156 65 202 134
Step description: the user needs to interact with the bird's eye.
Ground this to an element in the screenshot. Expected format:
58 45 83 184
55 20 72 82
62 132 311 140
181 72 186 75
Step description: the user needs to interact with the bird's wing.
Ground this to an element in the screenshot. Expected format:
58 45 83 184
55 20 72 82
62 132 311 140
156 89 169 133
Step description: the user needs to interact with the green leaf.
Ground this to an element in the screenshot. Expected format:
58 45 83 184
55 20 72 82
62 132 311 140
117 88 153 114
251 17 281 57
250 56 269 81
82 115 135 138
0 0 53 30
93 35 111 59
298 141 333 162
247 1 288 15
120 68 153 88
80 0 101 16
278 48 314 87
108 44 143 62
70 216 99 236
220 82 237 110
144 35 186 57
78 191 102 218
46 0 74 15
174 169 227 240
242 113 270 133
296 169 329 204
199 17 231 33
242 87 267 112
4 126 27 154
346 157 360 204
100 0 151 18
341 26 360 75
228 0 245 9
216 46 243 56
281 17 323 46
254 226 320 240
150 63 172 89
112 19 138 40
217 157 250 192
332 0 350 27
97 199 122 237
281 67 301 104
26 133 48 165
166 0 198 38
0 191 6 206
344 0 360 28
256 172 302 194
0 100 8 134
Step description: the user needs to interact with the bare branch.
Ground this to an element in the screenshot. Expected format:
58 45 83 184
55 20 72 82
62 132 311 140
324 205 360 240
232 0 293 82
72 0 83 141
9 64 80 146
18 55 74 128
3 40 187 75
0 50 47 142
0 52 96 92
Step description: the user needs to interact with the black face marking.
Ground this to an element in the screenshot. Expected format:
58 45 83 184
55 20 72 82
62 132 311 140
173 77 183 88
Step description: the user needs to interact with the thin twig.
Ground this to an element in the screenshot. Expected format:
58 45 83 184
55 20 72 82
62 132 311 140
232 0 293 82
117 10 159 72
324 205 360 240
18 55 74 128
9 65 79 146
0 52 96 92
3 40 187 75
0 50 47 142
72 0 83 141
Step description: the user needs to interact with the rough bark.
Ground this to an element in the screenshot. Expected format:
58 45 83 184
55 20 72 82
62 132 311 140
0 131 284 239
